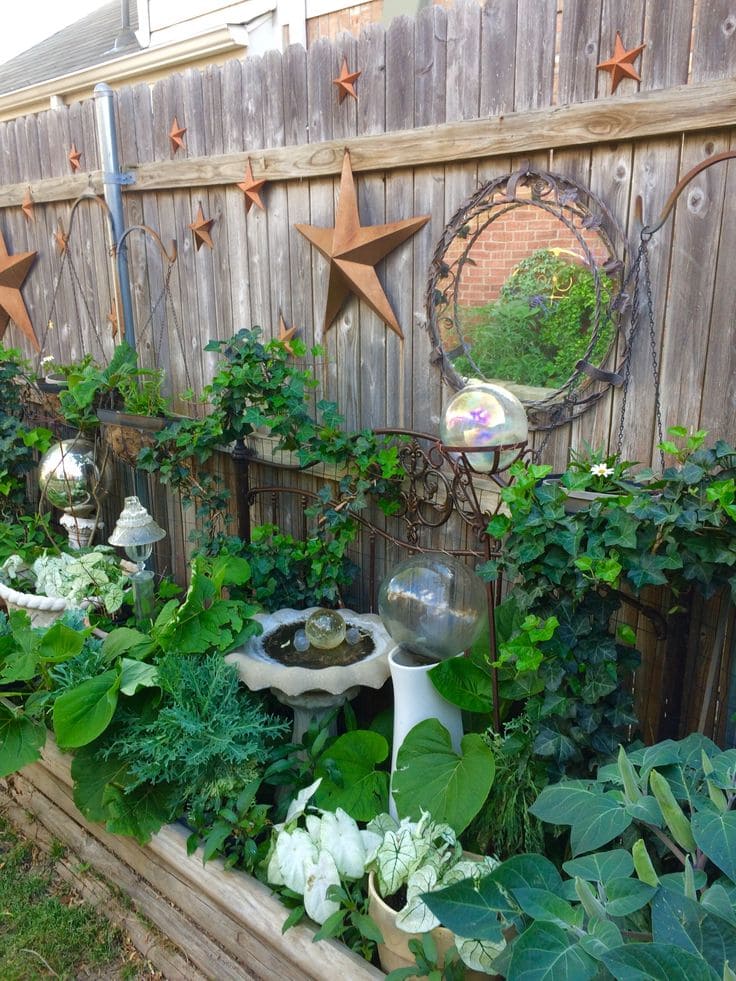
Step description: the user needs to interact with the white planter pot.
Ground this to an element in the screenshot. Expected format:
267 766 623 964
0 580 76 628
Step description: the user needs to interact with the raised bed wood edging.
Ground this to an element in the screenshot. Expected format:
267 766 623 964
6 738 384 981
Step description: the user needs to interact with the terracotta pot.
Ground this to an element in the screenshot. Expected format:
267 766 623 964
367 872 495 980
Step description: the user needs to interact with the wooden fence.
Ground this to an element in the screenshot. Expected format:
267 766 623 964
1 0 736 742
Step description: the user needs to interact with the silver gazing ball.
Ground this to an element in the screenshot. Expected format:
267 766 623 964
378 555 487 661
292 629 310 652
38 438 107 516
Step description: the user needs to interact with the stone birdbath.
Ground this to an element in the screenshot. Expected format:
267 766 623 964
226 607 392 741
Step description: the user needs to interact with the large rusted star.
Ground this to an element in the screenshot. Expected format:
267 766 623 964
597 32 646 94
188 204 215 250
332 57 361 103
169 116 187 153
68 143 82 172
295 150 429 338
278 313 299 354
0 230 39 351
237 159 267 213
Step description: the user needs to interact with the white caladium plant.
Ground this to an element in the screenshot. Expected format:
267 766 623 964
2 547 130 613
266 778 381 925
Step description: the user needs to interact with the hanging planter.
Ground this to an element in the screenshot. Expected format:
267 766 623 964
96 408 169 468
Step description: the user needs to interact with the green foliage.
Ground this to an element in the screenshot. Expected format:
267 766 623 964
392 719 495 835
455 249 614 390
0 345 53 519
241 521 358 611
313 729 390 821
57 341 168 430
137 327 406 549
0 513 66 567
425 736 736 979
94 652 287 820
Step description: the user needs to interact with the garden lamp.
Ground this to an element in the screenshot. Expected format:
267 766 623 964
109 496 166 626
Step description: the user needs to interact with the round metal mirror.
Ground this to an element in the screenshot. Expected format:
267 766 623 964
426 168 627 429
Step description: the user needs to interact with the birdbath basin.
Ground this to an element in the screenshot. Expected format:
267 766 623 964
226 607 392 741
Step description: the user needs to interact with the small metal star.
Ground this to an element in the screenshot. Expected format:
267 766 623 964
278 313 299 354
68 143 82 172
54 222 69 256
169 116 187 153
188 204 215 251
107 304 119 339
237 159 267 213
597 32 646 94
21 188 34 223
332 57 361 103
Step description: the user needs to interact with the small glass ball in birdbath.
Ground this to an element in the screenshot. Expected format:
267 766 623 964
440 381 528 473
378 555 487 662
304 608 347 650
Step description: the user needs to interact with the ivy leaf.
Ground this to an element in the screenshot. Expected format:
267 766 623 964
392 719 495 834
532 725 579 765
0 702 46 777
314 730 389 821
52 669 121 749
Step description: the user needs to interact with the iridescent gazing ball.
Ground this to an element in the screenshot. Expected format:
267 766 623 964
440 381 528 473
304 608 347 650
38 438 107 516
378 555 486 662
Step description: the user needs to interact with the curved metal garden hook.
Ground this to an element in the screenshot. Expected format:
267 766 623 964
114 224 178 265
65 187 117 242
639 150 736 239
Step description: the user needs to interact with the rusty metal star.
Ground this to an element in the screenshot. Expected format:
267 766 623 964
295 150 429 338
237 159 268 213
278 313 299 354
188 204 215 251
169 116 187 153
68 143 82 172
21 188 34 223
332 57 361 103
597 32 646 94
54 221 69 256
107 304 119 339
0 229 39 351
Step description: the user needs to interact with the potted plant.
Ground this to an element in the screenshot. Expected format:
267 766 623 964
0 545 132 627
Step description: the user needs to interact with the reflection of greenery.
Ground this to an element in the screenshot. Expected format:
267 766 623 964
455 249 614 390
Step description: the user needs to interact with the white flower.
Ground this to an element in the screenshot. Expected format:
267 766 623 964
40 354 55 366
590 463 614 478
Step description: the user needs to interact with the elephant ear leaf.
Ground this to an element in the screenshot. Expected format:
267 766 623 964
392 718 495 835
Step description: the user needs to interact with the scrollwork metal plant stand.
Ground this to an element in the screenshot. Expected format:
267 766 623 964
235 428 531 733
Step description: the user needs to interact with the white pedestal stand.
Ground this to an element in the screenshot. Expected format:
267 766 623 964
388 646 463 818
60 513 100 549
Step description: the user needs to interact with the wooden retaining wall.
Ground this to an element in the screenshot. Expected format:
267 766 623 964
0 739 384 981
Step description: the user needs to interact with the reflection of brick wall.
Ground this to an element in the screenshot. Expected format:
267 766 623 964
455 209 609 308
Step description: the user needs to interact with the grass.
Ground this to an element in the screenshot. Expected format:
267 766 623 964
0 814 147 979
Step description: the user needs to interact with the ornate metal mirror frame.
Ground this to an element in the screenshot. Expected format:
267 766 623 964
425 167 628 431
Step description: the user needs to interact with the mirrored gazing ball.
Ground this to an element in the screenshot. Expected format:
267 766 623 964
38 438 107 516
378 554 487 661
440 381 528 473
304 608 347 650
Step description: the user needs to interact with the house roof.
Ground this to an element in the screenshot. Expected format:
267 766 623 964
0 2 140 97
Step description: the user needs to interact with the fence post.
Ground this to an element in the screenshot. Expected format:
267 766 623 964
94 82 136 349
